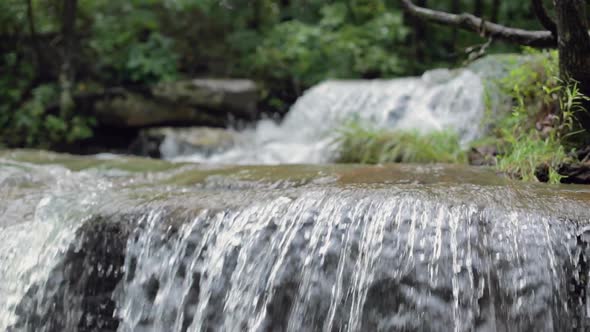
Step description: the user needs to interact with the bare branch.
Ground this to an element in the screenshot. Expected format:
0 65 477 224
531 0 557 36
400 0 557 48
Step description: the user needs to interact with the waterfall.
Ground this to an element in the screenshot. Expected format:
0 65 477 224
0 53 588 331
174 69 484 164
0 162 117 331
114 189 587 332
2 155 589 331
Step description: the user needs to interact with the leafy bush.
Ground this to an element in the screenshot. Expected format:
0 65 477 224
245 1 409 112
335 122 466 164
252 3 408 88
3 83 96 148
89 3 180 84
125 33 179 83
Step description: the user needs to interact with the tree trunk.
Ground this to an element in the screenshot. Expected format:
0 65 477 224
554 0 590 130
473 0 484 18
491 0 501 22
413 0 428 63
26 0 42 68
59 0 78 119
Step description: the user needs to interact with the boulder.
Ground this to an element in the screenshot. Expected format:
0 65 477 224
130 127 236 159
152 79 258 120
93 79 259 129
94 91 226 128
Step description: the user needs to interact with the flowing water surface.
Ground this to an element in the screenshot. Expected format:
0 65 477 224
0 61 589 331
0 153 589 331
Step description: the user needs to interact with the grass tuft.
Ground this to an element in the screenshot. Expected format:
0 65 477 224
334 122 466 164
475 49 588 184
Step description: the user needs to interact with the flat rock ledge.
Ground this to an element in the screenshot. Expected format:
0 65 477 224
93 79 259 129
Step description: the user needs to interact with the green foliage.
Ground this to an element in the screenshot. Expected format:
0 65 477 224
496 135 568 183
125 33 179 83
0 52 34 127
0 0 583 150
88 3 179 84
251 2 408 88
335 122 466 164
499 48 559 109
4 83 96 148
478 49 588 183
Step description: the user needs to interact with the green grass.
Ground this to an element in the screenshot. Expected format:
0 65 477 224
335 50 589 185
334 122 466 164
474 49 588 184
496 134 569 183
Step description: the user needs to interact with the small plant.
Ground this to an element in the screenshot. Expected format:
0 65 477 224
478 49 588 183
335 121 466 164
496 133 568 183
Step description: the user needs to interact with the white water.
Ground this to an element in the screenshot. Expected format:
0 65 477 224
3 60 590 332
1 158 589 331
174 69 484 164
0 164 111 330
115 189 581 332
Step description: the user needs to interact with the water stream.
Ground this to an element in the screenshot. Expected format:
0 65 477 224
173 69 484 164
0 156 589 331
0 60 589 331
116 190 585 332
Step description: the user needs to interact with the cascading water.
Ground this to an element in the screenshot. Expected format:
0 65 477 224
0 162 114 331
0 57 588 332
115 190 585 332
1 154 590 332
174 69 484 164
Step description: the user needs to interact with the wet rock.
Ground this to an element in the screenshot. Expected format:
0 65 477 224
9 215 132 332
94 91 226 128
533 162 590 184
93 79 259 129
535 163 550 183
130 126 235 159
558 162 590 184
152 79 258 120
570 145 590 162
468 145 497 166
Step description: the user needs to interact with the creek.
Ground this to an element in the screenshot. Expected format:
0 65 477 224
1 61 589 331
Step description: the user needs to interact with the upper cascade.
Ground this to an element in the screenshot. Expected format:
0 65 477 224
174 68 484 164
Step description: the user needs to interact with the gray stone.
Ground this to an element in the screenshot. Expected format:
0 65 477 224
152 79 259 119
94 91 225 128
130 127 236 159
93 79 259 129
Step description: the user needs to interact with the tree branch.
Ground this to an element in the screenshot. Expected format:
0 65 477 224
531 0 557 36
400 0 557 48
